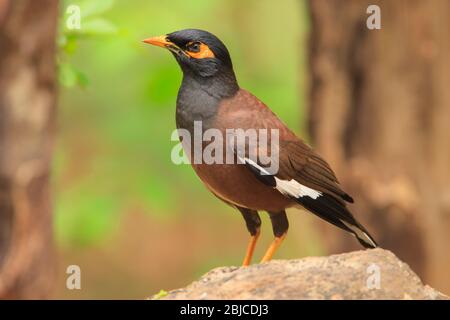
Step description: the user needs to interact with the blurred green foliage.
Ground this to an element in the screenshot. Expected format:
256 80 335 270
55 0 308 246
58 0 118 87
153 289 168 300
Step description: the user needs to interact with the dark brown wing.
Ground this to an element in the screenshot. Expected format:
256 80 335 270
221 90 377 248
277 140 354 204
239 140 377 248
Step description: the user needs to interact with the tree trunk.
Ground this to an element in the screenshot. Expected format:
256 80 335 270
0 0 58 298
308 0 450 294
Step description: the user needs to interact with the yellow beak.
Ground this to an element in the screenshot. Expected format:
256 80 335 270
142 35 172 48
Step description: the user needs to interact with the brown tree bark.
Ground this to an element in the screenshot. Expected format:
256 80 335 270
308 0 450 294
0 0 58 298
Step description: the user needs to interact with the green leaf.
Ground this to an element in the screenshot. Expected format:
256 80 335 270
59 63 78 87
60 34 79 55
58 63 89 88
78 0 115 18
81 17 117 35
153 290 168 300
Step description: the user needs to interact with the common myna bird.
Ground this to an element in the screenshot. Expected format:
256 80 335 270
144 29 377 266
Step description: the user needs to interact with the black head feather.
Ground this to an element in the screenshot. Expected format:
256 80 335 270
166 29 234 78
167 29 233 67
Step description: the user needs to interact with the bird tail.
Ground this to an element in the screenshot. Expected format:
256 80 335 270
295 193 378 249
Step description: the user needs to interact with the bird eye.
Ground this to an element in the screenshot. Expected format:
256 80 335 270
187 42 201 53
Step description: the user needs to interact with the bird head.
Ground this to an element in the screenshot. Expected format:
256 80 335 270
143 29 234 78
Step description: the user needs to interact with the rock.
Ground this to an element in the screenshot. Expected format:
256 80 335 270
157 248 448 300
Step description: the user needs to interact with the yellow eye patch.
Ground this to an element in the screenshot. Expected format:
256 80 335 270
186 42 215 59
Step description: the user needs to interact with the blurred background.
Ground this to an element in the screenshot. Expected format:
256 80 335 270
54 0 307 299
0 0 449 299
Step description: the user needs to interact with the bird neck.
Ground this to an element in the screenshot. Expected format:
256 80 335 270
181 66 239 98
176 68 239 131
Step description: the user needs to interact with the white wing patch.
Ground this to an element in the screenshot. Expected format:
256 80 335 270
238 155 322 199
274 177 322 199
240 157 271 174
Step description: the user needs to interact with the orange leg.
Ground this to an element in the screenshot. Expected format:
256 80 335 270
260 233 287 263
242 229 260 266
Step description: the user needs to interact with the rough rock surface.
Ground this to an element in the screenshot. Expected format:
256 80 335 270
158 249 448 300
